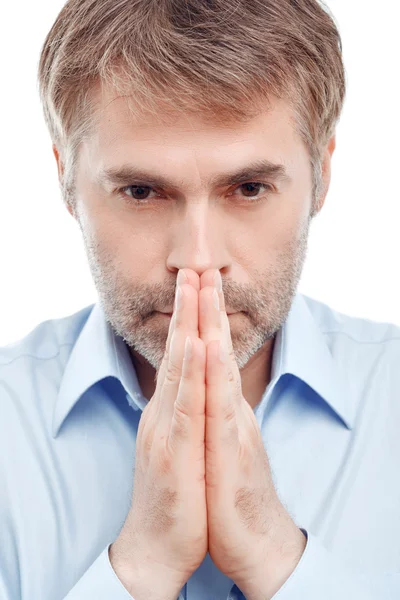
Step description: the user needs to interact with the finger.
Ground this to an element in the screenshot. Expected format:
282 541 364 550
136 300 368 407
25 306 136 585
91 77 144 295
156 282 200 428
198 285 222 346
152 304 177 405
205 339 239 449
199 271 241 390
199 270 230 352
180 268 201 294
155 269 200 385
212 270 242 387
169 335 206 450
154 277 198 402
199 269 221 296
219 310 241 386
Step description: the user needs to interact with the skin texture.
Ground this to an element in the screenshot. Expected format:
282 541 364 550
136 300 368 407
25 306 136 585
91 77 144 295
200 267 308 599
55 87 334 411
53 87 335 598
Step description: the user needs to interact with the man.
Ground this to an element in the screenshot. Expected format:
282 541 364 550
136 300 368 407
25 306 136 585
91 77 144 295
1 0 399 598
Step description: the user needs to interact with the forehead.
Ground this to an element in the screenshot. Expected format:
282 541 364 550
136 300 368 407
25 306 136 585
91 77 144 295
81 83 308 182
89 82 298 141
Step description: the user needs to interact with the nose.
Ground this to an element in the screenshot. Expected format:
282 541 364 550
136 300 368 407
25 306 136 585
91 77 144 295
166 202 230 280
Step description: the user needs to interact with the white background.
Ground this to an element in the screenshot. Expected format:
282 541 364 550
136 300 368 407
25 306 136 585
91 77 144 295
0 0 399 346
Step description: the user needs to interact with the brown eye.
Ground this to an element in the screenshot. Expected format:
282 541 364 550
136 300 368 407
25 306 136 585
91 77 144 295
240 182 264 197
126 185 153 200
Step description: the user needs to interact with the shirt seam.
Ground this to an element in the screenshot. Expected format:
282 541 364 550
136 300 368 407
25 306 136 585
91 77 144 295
320 330 400 346
0 342 74 367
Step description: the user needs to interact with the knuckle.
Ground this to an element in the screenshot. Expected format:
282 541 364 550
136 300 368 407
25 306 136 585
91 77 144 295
164 360 182 385
174 400 192 421
219 404 239 443
171 406 191 439
140 430 154 455
138 409 159 455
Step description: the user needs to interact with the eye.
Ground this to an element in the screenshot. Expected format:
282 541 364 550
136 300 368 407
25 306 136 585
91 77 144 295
234 182 272 199
118 181 273 206
121 185 158 202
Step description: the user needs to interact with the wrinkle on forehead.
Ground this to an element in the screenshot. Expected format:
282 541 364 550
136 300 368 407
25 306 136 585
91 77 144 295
79 82 310 198
88 79 288 137
90 94 298 154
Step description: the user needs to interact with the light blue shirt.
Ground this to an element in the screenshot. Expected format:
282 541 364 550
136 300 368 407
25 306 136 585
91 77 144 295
1 293 400 600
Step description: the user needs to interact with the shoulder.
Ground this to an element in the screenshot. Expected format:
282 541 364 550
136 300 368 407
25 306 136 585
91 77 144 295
0 304 94 368
0 304 94 429
303 294 400 347
303 294 400 377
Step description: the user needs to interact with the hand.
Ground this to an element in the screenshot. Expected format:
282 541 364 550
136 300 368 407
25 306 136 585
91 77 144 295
199 269 306 600
109 269 208 600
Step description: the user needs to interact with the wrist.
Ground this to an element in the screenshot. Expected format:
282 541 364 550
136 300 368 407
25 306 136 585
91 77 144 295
236 527 306 600
109 540 187 600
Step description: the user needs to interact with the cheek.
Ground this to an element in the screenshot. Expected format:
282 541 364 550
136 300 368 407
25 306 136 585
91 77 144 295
81 195 144 248
268 187 312 240
250 208 300 250
236 201 309 271
103 213 169 278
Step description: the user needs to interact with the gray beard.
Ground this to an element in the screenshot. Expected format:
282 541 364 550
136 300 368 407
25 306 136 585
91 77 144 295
81 218 310 371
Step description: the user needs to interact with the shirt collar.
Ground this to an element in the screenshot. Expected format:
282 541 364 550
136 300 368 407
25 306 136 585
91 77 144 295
254 294 355 430
52 303 146 438
53 294 355 438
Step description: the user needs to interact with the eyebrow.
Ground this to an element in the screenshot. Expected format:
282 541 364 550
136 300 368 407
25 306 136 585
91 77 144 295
96 159 291 190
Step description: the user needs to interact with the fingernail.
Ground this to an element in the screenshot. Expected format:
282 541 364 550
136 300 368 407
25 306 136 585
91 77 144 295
177 270 188 286
214 271 222 292
213 288 220 311
219 342 227 363
176 286 183 310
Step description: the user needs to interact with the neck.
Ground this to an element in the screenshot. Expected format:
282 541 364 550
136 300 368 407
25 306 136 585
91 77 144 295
129 337 275 411
239 338 275 409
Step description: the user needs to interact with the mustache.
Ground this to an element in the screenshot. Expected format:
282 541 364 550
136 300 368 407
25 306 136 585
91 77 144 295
125 283 261 320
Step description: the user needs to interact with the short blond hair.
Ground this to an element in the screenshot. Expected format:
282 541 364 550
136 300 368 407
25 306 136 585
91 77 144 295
38 0 346 207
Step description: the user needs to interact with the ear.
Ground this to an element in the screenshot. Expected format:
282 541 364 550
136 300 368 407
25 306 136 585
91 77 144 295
52 144 64 181
312 134 336 216
52 144 75 219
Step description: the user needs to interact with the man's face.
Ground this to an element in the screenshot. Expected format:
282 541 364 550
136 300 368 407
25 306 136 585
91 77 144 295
72 90 315 371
